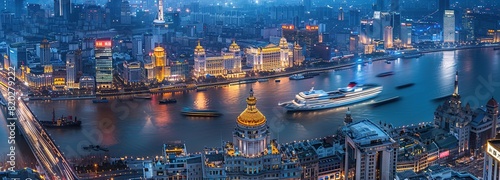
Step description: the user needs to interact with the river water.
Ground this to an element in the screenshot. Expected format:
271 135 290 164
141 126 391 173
1 48 500 159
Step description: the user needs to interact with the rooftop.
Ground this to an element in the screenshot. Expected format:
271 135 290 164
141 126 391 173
346 119 393 146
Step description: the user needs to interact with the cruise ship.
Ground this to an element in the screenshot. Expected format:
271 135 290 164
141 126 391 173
278 82 382 111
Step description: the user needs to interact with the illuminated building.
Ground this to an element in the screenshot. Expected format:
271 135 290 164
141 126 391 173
94 38 113 90
343 119 398 180
349 34 359 53
165 60 189 82
360 19 373 45
494 30 500 43
246 37 290 71
443 10 456 43
292 42 304 66
54 0 70 19
152 46 167 82
282 24 297 42
122 61 142 85
470 98 499 156
462 9 475 42
401 20 413 47
373 12 391 41
132 35 143 61
338 7 344 21
384 26 394 49
66 59 76 89
52 64 66 90
364 44 375 54
434 72 471 156
484 134 500 180
193 41 206 78
301 25 319 57
193 40 242 78
153 0 166 46
79 76 95 91
40 39 51 65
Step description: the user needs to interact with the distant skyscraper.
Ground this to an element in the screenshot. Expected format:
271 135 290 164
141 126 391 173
153 0 166 46
40 39 51 65
94 38 113 90
338 7 344 21
120 1 131 25
303 0 311 11
391 13 401 40
374 0 385 11
401 20 413 46
349 9 360 28
14 0 24 17
443 10 456 43
462 9 475 41
54 0 70 19
384 26 394 49
343 120 398 180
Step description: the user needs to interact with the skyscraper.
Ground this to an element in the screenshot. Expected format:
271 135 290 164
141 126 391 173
152 46 166 82
153 0 166 46
390 0 399 12
338 7 344 21
384 26 394 49
54 0 70 19
94 38 113 90
40 39 51 65
391 13 401 40
344 119 398 180
349 9 360 28
401 20 413 46
14 0 24 17
484 133 500 180
443 10 456 43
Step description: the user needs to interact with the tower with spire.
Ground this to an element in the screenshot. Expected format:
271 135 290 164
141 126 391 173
433 71 471 156
487 97 499 138
152 0 166 47
279 37 290 67
193 40 206 78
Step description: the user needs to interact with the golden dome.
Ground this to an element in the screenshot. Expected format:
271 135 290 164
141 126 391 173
237 89 266 127
153 46 165 57
195 40 205 53
154 46 164 52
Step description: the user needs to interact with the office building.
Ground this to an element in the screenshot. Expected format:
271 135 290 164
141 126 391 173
384 26 394 49
343 119 398 180
40 39 51 65
443 10 456 43
484 134 500 180
54 0 70 20
401 20 413 46
122 61 142 85
338 7 344 21
94 38 113 90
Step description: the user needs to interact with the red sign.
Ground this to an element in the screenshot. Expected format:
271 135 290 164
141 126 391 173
95 40 112 48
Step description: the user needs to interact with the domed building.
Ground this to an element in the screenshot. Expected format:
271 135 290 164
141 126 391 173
202 89 302 179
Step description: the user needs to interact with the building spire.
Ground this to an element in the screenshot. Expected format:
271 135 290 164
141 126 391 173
344 107 353 125
453 71 459 97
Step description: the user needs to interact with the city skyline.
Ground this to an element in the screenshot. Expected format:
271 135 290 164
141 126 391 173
0 0 499 179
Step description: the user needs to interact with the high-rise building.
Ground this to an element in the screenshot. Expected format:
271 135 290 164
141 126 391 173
132 35 143 61
152 46 166 82
54 0 70 19
374 0 385 11
193 41 206 78
282 24 297 42
292 42 304 66
120 1 131 25
349 9 360 29
153 0 166 46
401 20 413 46
40 39 51 65
462 9 475 42
443 10 456 43
338 7 344 21
94 38 113 90
343 119 398 180
391 13 401 40
14 0 24 17
384 26 394 49
122 61 142 85
144 33 153 54
373 12 391 41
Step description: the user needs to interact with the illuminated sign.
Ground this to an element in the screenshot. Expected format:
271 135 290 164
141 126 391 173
487 143 500 162
374 11 381 19
439 150 449 158
95 40 112 48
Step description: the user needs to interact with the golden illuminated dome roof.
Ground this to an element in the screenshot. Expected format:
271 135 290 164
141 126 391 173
237 89 266 127
154 46 164 52
195 40 205 53
229 40 240 51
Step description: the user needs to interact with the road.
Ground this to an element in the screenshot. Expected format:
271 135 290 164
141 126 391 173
0 80 78 179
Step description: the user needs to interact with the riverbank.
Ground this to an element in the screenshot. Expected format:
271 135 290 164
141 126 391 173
25 44 500 100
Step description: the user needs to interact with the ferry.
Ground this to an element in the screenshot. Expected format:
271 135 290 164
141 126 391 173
239 79 258 84
401 49 423 58
278 82 383 111
258 78 269 82
39 110 81 128
159 99 177 104
181 108 222 117
92 97 109 103
275 79 281 82
376 71 394 77
134 94 152 99
385 60 392 64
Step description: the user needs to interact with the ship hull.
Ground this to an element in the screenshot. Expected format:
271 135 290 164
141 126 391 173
280 87 382 112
